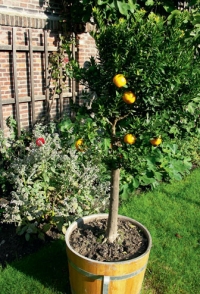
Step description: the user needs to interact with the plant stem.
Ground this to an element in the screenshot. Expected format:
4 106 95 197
106 115 129 243
106 168 120 243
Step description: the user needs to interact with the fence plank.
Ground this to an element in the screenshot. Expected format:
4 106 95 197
0 87 3 130
0 45 57 52
0 28 78 135
12 27 21 137
59 34 63 117
1 93 74 105
29 29 35 125
72 33 76 105
44 30 50 121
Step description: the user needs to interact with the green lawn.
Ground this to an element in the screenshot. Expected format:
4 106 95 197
119 168 200 294
0 168 200 294
0 239 69 294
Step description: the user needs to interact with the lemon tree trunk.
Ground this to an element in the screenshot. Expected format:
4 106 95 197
106 168 120 243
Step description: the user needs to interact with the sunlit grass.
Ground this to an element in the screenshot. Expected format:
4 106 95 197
119 168 200 294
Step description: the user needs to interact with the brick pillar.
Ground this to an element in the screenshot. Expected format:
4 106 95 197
77 23 97 67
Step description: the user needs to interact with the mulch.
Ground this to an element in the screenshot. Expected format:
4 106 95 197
69 218 148 262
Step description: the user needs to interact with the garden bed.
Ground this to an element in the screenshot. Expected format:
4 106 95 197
0 223 60 267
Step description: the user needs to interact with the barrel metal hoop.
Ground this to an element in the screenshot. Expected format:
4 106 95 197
103 276 110 294
68 258 147 294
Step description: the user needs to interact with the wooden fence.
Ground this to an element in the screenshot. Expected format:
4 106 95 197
0 27 76 136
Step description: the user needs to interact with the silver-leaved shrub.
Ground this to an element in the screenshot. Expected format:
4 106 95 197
0 123 109 241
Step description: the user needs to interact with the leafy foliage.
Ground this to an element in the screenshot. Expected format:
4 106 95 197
58 10 200 193
2 5 200 241
51 0 200 31
0 122 109 240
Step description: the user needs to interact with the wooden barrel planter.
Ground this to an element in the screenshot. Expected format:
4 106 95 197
65 214 152 294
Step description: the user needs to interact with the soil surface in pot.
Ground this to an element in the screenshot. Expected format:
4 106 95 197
70 218 148 262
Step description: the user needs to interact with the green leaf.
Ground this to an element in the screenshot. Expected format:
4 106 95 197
43 173 50 183
38 232 45 241
183 159 192 171
187 102 195 114
120 183 130 200
169 125 179 135
16 225 28 236
192 96 200 103
59 119 73 132
145 0 154 6
42 223 51 232
141 175 157 185
62 226 67 234
132 177 139 189
25 233 30 241
97 0 109 5
103 137 111 151
146 158 157 171
169 171 182 181
128 0 137 12
48 186 55 191
117 1 129 16
170 144 178 155
191 13 200 25
166 8 180 16
154 171 162 181
27 215 34 221
50 166 56 173
170 159 192 174
189 0 200 6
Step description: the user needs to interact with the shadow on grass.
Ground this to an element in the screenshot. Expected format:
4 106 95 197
9 239 71 294
159 181 200 208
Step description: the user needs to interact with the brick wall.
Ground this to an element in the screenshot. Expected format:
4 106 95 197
0 1 98 136
0 0 61 30
0 25 60 135
77 29 98 67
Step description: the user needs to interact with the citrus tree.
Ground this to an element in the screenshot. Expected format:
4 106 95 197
59 9 200 243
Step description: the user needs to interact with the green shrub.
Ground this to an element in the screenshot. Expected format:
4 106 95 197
0 117 32 198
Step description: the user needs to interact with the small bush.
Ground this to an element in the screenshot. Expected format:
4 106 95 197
0 122 109 240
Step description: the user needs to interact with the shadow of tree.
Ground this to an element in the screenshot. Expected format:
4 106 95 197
159 179 200 208
10 239 71 294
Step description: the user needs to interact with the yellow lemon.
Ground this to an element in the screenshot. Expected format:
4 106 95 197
75 139 84 151
113 74 127 88
150 137 162 146
122 91 136 104
124 134 136 145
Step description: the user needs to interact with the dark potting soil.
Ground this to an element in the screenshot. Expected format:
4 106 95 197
69 218 148 262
